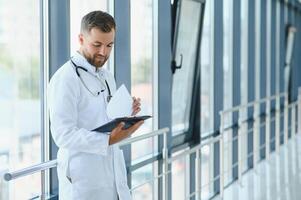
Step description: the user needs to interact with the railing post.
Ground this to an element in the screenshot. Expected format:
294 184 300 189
162 131 169 200
253 101 259 169
275 94 280 153
238 110 242 184
195 149 201 200
298 87 301 134
284 93 289 145
41 171 46 200
265 97 271 160
292 104 296 138
219 113 224 198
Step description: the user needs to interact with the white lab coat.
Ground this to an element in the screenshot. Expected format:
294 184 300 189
48 52 131 200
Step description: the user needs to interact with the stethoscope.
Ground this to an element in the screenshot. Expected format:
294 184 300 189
70 59 112 103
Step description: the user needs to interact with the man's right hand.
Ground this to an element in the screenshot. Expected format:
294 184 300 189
109 120 144 145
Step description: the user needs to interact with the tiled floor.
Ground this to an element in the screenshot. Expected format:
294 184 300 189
213 135 301 200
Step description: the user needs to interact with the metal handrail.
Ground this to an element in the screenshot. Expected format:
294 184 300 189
3 127 170 182
220 92 286 115
4 160 57 181
151 92 298 197
216 90 299 199
3 89 300 200
118 127 169 147
167 135 221 164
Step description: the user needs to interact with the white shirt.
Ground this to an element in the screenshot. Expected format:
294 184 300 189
48 51 131 200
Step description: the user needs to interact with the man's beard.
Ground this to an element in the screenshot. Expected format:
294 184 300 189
87 55 107 68
81 49 107 68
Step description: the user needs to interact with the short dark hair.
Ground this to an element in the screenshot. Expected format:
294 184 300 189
81 11 116 33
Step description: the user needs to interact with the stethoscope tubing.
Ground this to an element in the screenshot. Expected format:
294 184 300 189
70 59 112 101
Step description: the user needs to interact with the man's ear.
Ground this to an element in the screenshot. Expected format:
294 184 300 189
78 33 84 45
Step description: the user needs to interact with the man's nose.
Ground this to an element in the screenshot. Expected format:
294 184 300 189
98 46 106 56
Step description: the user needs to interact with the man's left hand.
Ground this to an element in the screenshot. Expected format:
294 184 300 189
132 97 141 116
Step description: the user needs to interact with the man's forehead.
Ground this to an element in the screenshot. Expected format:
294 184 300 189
85 28 115 42
89 27 114 35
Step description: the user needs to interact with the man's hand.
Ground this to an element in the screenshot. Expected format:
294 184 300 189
131 97 141 116
109 120 144 145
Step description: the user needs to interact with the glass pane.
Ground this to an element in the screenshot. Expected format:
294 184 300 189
223 0 233 125
240 0 248 172
0 0 41 198
131 164 153 200
70 0 108 54
130 0 155 160
172 0 201 135
8 175 41 200
200 144 214 199
172 151 189 200
240 1 248 107
223 0 233 186
240 122 249 172
223 130 233 186
132 184 153 200
200 0 214 135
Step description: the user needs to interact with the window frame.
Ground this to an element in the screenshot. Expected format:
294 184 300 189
170 0 203 150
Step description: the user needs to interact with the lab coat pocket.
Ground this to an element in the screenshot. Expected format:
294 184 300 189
69 153 115 189
66 156 72 183
57 149 73 183
68 155 89 186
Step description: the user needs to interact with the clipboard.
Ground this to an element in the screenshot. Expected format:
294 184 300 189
92 115 152 133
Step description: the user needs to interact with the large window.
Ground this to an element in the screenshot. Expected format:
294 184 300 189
223 0 233 186
254 0 261 164
200 144 214 199
200 0 214 136
200 0 215 198
240 0 249 172
0 0 41 199
131 163 154 200
130 0 156 199
130 0 155 158
171 150 189 200
70 0 108 55
171 0 202 135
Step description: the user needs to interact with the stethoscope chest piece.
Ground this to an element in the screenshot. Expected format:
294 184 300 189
107 95 112 103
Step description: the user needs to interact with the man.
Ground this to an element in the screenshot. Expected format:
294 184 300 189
48 11 143 200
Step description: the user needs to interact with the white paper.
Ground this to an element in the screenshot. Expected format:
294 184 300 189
106 84 133 119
